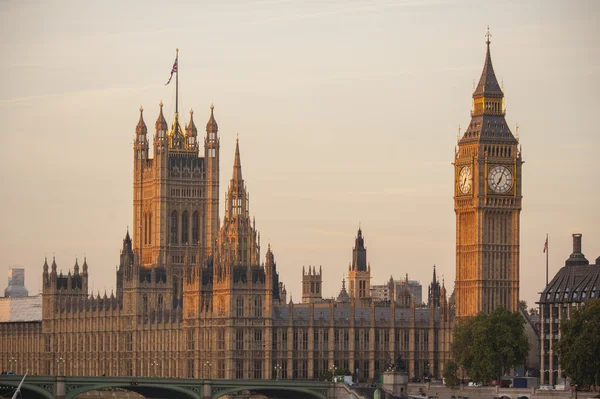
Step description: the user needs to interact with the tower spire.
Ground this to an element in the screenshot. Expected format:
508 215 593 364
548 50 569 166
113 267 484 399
232 136 242 181
473 26 503 99
175 48 179 114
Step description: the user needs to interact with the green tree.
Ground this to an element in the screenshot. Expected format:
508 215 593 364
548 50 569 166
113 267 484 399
451 308 529 383
443 360 460 388
555 299 600 387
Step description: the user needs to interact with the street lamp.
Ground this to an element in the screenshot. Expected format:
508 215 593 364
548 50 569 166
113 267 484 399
8 358 17 374
204 361 212 379
150 360 159 378
56 357 65 376
274 364 282 380
330 364 338 382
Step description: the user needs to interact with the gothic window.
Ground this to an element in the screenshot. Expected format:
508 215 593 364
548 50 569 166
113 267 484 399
253 329 262 351
142 295 148 314
254 296 262 318
253 360 262 379
236 329 244 350
236 296 244 317
192 211 199 243
181 211 189 244
170 211 178 244
235 360 244 379
301 328 309 351
157 295 163 314
148 212 152 244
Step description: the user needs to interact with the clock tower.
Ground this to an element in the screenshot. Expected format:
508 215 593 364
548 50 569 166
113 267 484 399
454 30 523 318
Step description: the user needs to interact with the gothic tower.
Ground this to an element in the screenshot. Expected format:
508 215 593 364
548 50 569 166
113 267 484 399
301 265 322 303
348 227 371 299
454 31 523 318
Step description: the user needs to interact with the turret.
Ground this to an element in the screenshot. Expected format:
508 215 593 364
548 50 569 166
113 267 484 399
135 106 149 161
185 109 198 149
348 226 371 299
302 265 322 303
204 104 220 254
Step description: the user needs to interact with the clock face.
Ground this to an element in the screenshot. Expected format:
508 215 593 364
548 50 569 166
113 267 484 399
488 165 513 194
458 166 472 194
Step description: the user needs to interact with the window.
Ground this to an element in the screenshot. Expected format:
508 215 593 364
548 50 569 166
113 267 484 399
254 329 263 351
236 297 244 317
236 360 244 379
170 211 178 244
192 211 199 243
181 211 189 244
254 296 262 318
236 329 244 350
253 360 262 379
157 295 163 314
142 295 148 314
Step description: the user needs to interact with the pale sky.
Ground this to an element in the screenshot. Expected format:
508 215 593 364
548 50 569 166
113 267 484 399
0 0 598 310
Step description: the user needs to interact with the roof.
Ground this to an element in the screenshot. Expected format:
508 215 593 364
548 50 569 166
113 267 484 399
0 295 42 323
538 238 600 304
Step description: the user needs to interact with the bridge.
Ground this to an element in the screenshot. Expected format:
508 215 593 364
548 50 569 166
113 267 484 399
0 376 332 399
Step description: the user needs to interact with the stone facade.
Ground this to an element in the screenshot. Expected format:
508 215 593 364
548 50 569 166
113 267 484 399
0 97 453 381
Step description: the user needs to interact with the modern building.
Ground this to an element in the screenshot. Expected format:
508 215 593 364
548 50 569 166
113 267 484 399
537 234 600 385
371 278 423 305
4 267 28 298
0 97 453 380
454 31 523 318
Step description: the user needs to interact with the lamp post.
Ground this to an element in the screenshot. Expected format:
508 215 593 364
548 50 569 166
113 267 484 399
8 358 17 374
150 360 159 378
274 364 282 380
204 360 212 379
56 357 65 376
330 364 338 382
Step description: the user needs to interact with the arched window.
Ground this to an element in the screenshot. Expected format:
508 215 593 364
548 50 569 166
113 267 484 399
157 295 163 314
170 211 178 244
254 296 262 318
181 211 189 244
148 212 152 244
142 295 148 314
192 211 199 244
236 296 244 318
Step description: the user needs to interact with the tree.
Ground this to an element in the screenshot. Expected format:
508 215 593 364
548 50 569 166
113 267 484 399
443 360 460 388
519 300 527 310
451 308 529 383
528 307 539 316
555 299 600 387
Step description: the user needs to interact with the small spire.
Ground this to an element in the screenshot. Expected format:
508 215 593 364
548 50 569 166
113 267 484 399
485 25 492 45
206 104 218 133
155 101 168 132
232 138 243 181
186 108 197 137
136 106 147 136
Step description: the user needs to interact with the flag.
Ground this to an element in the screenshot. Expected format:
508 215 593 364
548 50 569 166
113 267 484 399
543 237 548 253
165 55 178 85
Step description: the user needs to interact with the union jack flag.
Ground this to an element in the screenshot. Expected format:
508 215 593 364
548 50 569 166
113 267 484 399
543 237 548 253
165 56 178 85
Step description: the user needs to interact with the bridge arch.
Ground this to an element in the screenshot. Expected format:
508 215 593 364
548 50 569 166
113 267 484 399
212 386 327 399
0 382 54 399
67 382 201 399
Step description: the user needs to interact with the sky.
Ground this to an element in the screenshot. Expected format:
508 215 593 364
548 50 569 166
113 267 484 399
0 0 598 310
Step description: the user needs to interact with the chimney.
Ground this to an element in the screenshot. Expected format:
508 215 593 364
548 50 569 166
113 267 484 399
572 233 582 254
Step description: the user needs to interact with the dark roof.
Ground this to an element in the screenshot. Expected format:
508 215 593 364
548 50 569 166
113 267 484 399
539 241 600 304
473 42 504 98
459 114 518 144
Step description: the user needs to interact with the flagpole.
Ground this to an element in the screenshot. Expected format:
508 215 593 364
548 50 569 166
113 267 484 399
546 233 549 286
175 48 179 114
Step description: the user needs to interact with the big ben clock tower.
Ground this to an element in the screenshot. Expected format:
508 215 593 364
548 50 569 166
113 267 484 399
454 29 523 318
